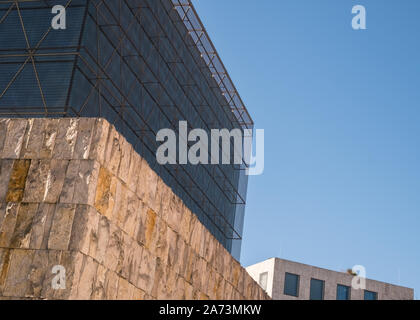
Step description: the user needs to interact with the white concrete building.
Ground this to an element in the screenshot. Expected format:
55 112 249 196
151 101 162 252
246 258 414 300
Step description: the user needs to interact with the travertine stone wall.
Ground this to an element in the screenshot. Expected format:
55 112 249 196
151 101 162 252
0 118 269 300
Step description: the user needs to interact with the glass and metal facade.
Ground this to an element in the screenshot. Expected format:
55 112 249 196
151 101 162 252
0 0 253 259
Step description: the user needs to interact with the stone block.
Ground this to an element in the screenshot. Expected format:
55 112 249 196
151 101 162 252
0 160 14 202
166 227 178 268
143 208 159 251
136 158 158 207
1 119 27 159
29 203 55 250
135 158 147 202
190 255 202 291
155 221 169 265
69 205 99 258
26 249 61 299
2 249 35 297
96 216 110 264
231 260 242 288
0 119 10 155
127 241 143 287
42 160 68 203
22 159 50 203
214 272 225 300
20 118 45 159
74 118 95 160
5 159 31 202
199 292 210 300
74 255 98 300
184 248 198 285
0 203 19 248
91 263 107 300
222 252 233 285
120 233 134 281
117 137 132 186
0 248 11 295
233 290 242 300
179 204 192 242
136 248 156 295
244 273 254 299
132 287 146 300
103 223 124 274
59 160 80 203
112 179 128 231
206 265 215 299
0 203 5 229
166 193 183 234
47 251 84 300
198 228 209 259
156 178 171 221
48 204 76 250
52 119 78 159
146 165 159 211
39 119 59 159
104 126 121 176
177 239 190 279
123 189 140 238
154 263 177 300
73 160 100 205
184 280 194 300
174 276 187 300
126 147 141 194
197 258 209 294
92 265 120 300
89 118 110 164
204 234 216 265
135 201 147 245
117 277 134 300
9 203 38 249
224 281 234 300
103 269 119 300
171 236 186 276
213 243 224 275
189 215 202 254
94 167 116 220
237 268 246 296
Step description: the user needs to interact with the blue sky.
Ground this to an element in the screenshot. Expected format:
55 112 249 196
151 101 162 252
194 0 420 297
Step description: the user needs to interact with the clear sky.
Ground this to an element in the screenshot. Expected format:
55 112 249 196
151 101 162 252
194 0 420 297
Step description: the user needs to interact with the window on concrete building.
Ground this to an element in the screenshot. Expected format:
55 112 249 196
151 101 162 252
310 278 325 300
259 272 268 291
336 284 351 300
364 290 378 300
284 272 299 297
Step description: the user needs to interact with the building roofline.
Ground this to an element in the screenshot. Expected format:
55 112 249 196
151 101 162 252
247 257 414 291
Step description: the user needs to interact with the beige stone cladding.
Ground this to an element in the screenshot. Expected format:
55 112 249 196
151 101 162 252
0 118 269 300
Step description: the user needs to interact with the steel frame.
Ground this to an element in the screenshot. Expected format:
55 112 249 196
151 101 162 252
172 0 253 130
